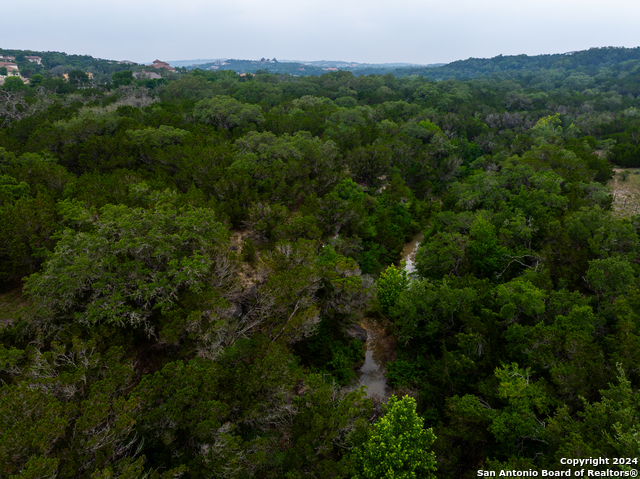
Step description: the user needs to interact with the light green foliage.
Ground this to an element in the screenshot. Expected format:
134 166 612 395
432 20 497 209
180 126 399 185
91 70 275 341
418 119 442 133
193 95 264 129
377 263 408 315
499 213 538 253
222 130 343 220
0 174 30 202
412 83 439 102
126 125 189 150
530 113 563 144
487 364 551 452
564 207 638 260
496 278 548 324
358 395 437 479
575 182 611 209
54 109 120 144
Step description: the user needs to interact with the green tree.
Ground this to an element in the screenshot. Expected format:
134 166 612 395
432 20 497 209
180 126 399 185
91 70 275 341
586 256 636 301
3 76 25 91
24 191 231 334
111 70 134 87
67 70 90 87
0 190 59 284
358 395 437 479
126 125 190 163
468 214 505 279
415 232 467 279
28 73 44 86
193 95 264 130
377 263 408 315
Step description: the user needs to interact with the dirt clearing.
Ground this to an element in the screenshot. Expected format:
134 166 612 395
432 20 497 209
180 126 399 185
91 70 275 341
608 168 640 217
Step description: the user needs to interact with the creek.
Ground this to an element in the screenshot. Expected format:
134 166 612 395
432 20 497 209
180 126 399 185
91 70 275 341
351 232 424 398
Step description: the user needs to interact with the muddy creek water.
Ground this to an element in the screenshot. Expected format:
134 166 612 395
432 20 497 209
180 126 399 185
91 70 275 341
351 232 424 398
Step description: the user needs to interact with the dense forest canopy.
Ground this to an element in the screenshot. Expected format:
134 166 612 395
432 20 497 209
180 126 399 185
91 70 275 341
2 44 640 478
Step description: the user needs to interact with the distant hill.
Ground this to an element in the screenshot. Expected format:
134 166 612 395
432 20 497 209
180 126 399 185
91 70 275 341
394 46 640 80
278 59 444 68
180 47 640 79
0 47 137 80
3 46 640 82
166 59 225 68
183 58 442 76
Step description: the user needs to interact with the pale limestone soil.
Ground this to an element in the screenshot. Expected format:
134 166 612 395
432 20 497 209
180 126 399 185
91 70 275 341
229 230 258 288
608 168 640 217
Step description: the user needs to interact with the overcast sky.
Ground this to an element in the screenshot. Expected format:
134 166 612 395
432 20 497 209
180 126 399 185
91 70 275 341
3 0 640 65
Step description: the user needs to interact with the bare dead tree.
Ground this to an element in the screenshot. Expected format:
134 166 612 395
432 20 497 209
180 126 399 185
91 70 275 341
0 87 52 127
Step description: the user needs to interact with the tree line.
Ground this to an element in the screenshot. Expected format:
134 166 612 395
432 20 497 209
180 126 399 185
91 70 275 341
1 52 639 478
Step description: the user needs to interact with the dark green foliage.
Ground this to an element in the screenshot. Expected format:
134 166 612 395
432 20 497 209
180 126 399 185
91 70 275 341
241 236 256 264
193 96 264 130
111 70 134 87
294 317 364 385
2 47 640 479
0 190 59 285
25 192 231 333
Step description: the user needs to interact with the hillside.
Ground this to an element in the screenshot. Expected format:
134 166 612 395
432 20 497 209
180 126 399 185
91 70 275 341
4 46 640 83
396 46 640 79
3 44 640 478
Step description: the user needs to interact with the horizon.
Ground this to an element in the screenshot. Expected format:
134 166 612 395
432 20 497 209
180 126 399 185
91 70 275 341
3 45 638 70
4 0 640 65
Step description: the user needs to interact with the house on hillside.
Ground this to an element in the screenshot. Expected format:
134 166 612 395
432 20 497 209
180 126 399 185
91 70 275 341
133 70 162 80
150 60 175 72
25 56 42 65
0 55 16 61
0 62 20 75
119 60 138 65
